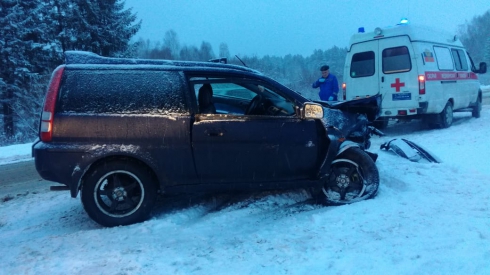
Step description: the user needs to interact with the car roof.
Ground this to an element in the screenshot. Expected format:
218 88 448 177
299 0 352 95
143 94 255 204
62 51 309 104
349 24 464 48
64 51 262 74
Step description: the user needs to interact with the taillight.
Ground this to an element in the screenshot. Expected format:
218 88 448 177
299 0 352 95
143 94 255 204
40 65 65 142
418 75 425 95
342 83 346 100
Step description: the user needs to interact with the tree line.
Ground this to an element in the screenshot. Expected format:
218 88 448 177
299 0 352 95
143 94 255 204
0 0 489 146
459 10 490 69
135 30 348 99
0 0 139 145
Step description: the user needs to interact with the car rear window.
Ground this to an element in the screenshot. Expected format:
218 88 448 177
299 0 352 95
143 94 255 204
57 69 188 114
382 46 411 74
350 51 375 78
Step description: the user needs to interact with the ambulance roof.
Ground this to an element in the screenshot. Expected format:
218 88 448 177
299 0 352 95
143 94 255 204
349 24 464 48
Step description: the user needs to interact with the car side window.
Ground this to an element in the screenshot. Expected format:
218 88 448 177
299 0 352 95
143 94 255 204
433 46 454 71
195 82 257 115
190 77 295 116
204 83 255 101
451 49 469 71
58 69 188 114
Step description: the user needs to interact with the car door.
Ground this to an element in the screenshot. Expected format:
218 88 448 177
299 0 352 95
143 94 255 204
451 48 477 108
345 41 379 100
432 46 459 109
378 37 419 113
190 77 322 184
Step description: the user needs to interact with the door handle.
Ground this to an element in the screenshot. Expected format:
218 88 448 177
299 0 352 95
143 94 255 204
381 76 384 82
205 129 225 137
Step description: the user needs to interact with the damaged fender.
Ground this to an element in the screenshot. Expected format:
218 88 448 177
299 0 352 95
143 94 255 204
318 138 361 178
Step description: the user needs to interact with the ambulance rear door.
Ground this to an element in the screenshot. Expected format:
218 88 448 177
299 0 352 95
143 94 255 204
378 36 419 117
345 41 379 99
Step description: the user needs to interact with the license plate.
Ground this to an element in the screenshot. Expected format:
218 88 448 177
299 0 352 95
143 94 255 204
392 93 411 101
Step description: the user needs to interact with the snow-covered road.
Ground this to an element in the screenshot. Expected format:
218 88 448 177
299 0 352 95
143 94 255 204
1 106 490 274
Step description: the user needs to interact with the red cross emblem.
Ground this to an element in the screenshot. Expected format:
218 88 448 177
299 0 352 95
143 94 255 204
391 78 405 92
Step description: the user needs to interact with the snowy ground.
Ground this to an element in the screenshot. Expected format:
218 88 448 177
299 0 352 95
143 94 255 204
1 106 490 274
482 84 490 98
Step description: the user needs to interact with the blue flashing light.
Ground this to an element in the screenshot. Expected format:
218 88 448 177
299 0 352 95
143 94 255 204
399 18 409 25
358 27 365 33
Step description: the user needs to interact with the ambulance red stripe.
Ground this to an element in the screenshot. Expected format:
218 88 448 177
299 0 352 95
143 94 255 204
425 71 478 81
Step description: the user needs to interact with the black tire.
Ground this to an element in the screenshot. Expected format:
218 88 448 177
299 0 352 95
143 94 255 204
319 147 379 205
81 160 157 227
472 95 482 118
439 101 453 128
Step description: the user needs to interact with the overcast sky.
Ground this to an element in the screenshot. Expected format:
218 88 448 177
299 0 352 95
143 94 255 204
124 0 489 57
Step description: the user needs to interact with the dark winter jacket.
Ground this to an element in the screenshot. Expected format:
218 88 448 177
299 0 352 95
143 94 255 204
312 74 339 101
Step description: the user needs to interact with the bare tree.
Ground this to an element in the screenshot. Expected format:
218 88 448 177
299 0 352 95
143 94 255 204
458 10 490 64
179 45 200 61
199 41 215 61
219 43 230 59
163 29 180 59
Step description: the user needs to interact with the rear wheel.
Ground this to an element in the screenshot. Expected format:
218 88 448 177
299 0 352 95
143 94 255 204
81 160 157 227
472 95 482 118
439 101 453 128
319 147 379 205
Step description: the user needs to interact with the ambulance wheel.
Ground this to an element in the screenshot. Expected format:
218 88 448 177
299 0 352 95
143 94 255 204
472 95 481 118
439 101 453 128
319 147 379 205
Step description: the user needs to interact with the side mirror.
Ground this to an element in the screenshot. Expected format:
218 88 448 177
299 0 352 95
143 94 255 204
477 62 487 74
302 102 324 119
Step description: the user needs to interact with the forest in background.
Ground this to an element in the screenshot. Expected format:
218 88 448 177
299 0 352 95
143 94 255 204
1 0 489 146
135 30 347 100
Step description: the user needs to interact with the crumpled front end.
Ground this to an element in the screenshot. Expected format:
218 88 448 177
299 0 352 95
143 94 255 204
320 95 381 150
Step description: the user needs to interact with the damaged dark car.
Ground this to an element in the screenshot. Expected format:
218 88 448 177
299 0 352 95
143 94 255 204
33 51 382 227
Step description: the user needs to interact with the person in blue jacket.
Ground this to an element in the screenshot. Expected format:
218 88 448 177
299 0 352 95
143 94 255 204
312 65 339 101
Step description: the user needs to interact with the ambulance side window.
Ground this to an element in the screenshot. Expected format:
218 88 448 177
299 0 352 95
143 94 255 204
451 49 469 71
382 46 411 74
350 51 375 78
433 46 454 71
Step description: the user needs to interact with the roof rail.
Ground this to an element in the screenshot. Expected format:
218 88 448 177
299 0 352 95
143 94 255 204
208 57 227 64
63 51 257 73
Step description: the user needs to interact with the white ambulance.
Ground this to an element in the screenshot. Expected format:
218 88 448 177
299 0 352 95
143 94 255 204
342 20 487 128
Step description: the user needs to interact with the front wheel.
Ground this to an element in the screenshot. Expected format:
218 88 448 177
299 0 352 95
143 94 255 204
472 95 482 118
319 147 379 205
81 160 157 227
